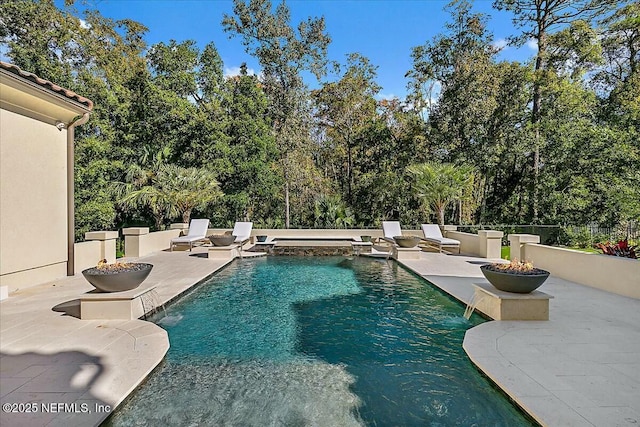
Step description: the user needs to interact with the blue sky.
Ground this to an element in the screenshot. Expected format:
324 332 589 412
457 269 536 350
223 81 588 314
61 0 538 100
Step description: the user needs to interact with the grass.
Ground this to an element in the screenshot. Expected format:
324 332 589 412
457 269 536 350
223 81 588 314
501 246 510 260
500 245 601 260
564 246 600 254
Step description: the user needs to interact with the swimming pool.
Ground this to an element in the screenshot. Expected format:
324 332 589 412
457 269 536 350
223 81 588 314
106 256 534 426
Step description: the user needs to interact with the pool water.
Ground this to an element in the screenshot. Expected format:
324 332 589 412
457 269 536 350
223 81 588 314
106 256 535 426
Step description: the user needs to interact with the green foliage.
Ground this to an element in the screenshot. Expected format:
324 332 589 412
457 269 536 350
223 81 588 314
313 195 355 229
223 0 331 228
559 226 595 248
116 164 221 229
407 163 475 226
1 0 638 237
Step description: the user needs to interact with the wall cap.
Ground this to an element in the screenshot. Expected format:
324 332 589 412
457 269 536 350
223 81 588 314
170 223 189 230
85 231 118 241
508 234 540 244
122 227 150 236
478 230 504 238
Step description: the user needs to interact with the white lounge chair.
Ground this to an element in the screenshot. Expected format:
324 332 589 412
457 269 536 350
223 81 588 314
381 221 403 244
170 218 210 251
421 224 460 253
232 221 253 247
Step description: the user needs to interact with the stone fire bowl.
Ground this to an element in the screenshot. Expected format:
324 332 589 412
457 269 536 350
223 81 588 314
393 236 420 248
209 235 236 246
480 264 550 293
82 263 153 293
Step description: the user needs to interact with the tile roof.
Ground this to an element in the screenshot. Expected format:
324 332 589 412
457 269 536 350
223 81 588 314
0 61 93 110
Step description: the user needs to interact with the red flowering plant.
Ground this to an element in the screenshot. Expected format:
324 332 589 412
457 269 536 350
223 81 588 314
595 239 638 259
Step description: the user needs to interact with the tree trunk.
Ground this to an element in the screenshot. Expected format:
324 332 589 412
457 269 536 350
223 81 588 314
154 214 164 231
347 141 352 204
531 29 546 224
437 205 445 226
285 180 290 229
182 209 192 224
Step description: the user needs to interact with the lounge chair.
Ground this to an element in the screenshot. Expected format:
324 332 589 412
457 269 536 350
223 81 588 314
231 221 253 247
170 218 210 251
380 221 403 244
421 224 460 253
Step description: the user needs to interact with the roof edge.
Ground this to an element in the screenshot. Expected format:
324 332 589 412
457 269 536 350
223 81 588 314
0 61 93 111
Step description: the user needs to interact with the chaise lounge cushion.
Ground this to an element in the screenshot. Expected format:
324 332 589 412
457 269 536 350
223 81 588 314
232 221 253 244
421 224 460 251
170 219 210 250
381 221 403 244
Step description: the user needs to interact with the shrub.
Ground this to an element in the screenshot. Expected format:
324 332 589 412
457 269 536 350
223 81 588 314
560 226 593 248
595 239 638 259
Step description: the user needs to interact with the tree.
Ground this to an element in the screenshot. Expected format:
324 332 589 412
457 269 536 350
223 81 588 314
493 0 619 222
596 3 640 128
313 53 380 203
313 195 355 229
407 163 475 226
117 163 221 228
220 64 281 223
223 0 330 228
407 0 532 224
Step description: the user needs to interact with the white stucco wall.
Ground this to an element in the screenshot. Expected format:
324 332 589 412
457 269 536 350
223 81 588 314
0 109 69 292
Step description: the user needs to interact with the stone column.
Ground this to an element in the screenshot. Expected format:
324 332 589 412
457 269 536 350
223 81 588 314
508 234 540 261
122 227 149 258
85 231 119 263
442 225 458 236
478 230 504 259
170 223 189 235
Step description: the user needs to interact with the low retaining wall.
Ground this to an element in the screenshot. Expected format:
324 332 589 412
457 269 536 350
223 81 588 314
74 240 102 273
123 228 182 258
522 243 640 299
446 231 479 255
445 230 503 258
74 231 118 273
207 228 386 241
124 226 504 259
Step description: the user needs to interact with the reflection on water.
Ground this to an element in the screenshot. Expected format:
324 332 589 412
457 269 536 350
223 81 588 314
107 257 534 427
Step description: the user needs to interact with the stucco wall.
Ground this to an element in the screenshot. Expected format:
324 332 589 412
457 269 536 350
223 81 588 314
446 231 480 256
0 109 68 291
523 243 640 299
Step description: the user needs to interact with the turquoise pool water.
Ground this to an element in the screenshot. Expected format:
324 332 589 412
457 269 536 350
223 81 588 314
106 256 534 426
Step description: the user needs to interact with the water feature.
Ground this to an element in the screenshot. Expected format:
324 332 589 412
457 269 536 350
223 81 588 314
105 256 535 426
139 289 166 320
464 291 487 320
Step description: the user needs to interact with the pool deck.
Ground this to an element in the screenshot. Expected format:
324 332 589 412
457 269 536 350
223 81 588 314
1 249 639 426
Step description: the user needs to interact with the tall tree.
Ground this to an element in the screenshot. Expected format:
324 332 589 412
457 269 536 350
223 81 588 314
220 64 281 223
493 0 619 222
223 0 330 228
313 53 380 203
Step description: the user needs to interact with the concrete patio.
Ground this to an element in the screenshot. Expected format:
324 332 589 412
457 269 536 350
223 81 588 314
1 249 638 426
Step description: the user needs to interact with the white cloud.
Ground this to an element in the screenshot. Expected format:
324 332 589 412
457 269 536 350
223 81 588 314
224 66 257 78
492 38 508 50
79 18 90 29
526 39 538 51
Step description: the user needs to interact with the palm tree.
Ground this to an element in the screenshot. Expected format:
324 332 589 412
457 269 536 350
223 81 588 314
161 165 222 223
115 164 221 229
314 194 355 229
407 162 474 226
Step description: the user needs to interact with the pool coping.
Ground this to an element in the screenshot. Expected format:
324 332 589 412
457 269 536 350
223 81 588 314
398 254 640 427
0 248 234 427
